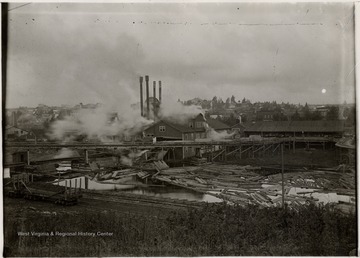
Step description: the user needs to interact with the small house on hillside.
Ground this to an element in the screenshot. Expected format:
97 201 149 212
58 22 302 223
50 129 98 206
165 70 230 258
5 125 30 141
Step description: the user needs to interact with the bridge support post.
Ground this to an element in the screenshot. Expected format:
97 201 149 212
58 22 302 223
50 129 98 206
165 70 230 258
293 139 296 154
85 149 89 164
26 150 30 165
262 144 265 157
85 177 89 190
210 145 214 162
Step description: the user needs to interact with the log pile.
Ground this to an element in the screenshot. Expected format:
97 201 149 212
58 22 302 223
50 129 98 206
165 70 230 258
152 164 356 210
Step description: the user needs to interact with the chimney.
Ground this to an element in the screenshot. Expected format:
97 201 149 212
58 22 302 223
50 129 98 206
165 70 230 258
159 80 162 103
145 75 150 119
139 76 144 117
153 81 156 99
153 81 156 119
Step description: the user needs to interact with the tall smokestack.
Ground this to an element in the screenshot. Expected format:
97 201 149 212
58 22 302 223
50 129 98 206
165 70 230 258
145 75 150 119
159 80 162 103
139 76 143 117
153 81 156 99
153 81 156 119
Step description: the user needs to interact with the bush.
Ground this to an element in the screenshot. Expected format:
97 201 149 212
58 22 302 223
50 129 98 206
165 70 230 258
4 203 356 256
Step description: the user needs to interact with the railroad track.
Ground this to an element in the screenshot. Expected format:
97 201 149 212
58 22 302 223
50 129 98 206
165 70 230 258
82 191 207 210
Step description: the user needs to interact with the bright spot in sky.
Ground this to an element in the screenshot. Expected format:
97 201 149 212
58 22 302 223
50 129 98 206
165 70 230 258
322 89 327 94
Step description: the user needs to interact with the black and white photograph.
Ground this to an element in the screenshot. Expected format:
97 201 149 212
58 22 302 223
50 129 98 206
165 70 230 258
2 1 357 256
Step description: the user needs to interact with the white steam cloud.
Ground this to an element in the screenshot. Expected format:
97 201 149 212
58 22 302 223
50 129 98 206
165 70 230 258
120 150 148 166
158 98 203 124
206 128 235 141
53 148 79 159
47 84 153 142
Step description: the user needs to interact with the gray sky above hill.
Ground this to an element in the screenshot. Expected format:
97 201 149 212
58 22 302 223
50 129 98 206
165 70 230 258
6 2 356 108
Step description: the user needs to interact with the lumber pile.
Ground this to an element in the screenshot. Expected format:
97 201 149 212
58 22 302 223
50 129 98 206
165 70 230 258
96 168 137 181
152 164 356 209
153 161 169 171
153 164 267 192
266 171 355 190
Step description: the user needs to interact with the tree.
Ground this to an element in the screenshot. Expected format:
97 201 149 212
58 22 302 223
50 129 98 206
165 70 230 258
224 113 239 126
225 98 230 109
342 107 350 119
345 107 355 126
311 111 322 121
303 103 312 120
231 95 236 104
291 110 301 121
326 106 339 120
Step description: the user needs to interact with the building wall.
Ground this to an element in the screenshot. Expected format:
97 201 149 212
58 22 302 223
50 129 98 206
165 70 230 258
5 127 29 140
144 121 183 139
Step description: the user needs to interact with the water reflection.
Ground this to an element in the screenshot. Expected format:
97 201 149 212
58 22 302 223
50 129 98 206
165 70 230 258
53 176 223 203
54 176 135 190
123 187 223 203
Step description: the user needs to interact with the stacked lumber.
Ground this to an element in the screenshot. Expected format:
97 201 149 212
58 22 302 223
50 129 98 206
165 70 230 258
153 160 170 171
137 171 151 180
266 171 355 190
152 164 356 209
96 168 137 181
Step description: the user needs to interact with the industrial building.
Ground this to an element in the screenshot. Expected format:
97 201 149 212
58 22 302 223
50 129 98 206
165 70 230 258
244 120 345 138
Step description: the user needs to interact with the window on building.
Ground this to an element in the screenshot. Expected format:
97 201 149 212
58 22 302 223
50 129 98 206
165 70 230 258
201 132 206 138
190 133 194 140
196 133 200 139
195 122 203 128
188 122 194 128
159 126 166 132
185 147 188 153
185 134 188 140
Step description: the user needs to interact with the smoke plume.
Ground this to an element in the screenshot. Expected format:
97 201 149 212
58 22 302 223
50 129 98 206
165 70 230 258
47 84 153 142
206 128 235 141
53 148 79 159
120 149 148 166
158 98 203 124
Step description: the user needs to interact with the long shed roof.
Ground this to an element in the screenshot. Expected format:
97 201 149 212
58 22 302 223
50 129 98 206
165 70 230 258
245 120 345 133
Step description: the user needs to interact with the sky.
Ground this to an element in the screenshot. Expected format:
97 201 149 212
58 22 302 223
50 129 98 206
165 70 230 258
6 2 356 108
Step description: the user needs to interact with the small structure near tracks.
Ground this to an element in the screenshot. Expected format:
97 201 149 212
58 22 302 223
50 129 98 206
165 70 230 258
6 173 82 205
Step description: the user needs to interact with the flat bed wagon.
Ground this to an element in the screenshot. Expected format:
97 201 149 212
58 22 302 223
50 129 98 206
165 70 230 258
6 173 82 206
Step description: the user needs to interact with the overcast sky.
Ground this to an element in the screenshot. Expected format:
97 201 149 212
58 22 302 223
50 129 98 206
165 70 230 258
6 2 356 108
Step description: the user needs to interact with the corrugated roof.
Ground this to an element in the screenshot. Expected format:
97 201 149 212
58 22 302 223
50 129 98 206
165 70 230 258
245 120 345 133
